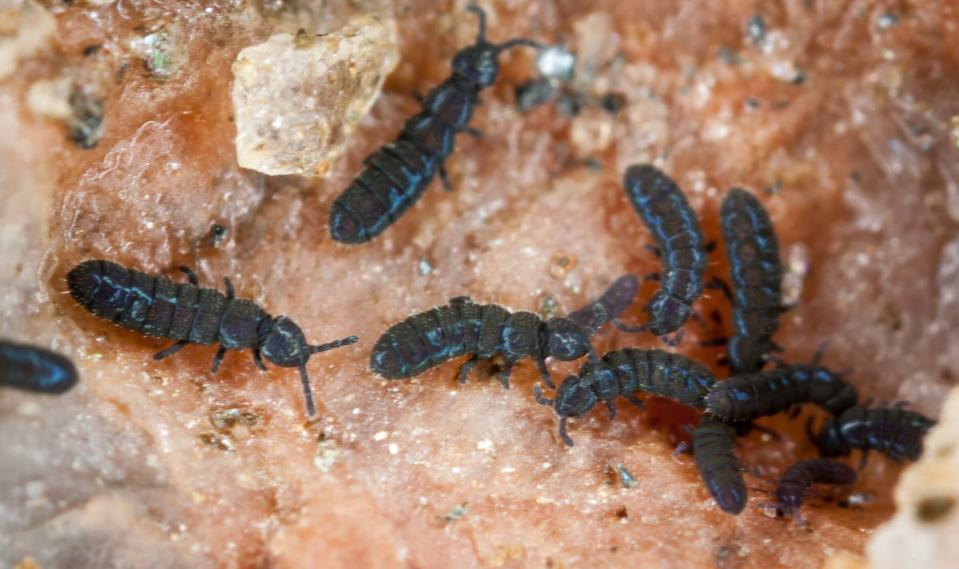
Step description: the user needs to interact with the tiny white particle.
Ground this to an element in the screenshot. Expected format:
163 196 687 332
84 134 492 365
477 439 493 451
388 443 399 455
501 466 516 473
352 407 361 415
541 462 551 469
451 466 461 474
536 46 575 80
373 431 388 441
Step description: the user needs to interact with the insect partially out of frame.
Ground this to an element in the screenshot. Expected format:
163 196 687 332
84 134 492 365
0 339 79 394
67 259 358 416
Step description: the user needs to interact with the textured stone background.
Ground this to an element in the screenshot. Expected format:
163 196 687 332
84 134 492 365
1 1 958 567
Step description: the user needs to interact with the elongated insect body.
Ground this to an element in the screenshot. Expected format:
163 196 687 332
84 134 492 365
693 415 747 515
0 340 79 394
534 347 715 445
617 165 708 340
812 405 935 462
705 364 858 422
329 4 542 244
772 459 857 519
721 188 784 373
370 275 639 389
67 259 358 416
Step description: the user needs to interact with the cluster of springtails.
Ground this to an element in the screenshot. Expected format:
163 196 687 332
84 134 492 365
1 4 936 525
368 160 936 521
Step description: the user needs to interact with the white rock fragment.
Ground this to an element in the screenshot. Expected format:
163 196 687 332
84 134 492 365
26 77 72 119
231 13 399 177
868 387 958 569
0 0 56 80
313 438 340 473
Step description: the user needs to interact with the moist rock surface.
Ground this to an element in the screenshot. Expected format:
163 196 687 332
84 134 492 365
1 1 958 567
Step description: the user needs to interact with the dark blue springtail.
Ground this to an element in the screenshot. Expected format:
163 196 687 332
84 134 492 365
369 275 639 389
771 459 857 520
615 164 708 343
720 187 784 373
0 340 78 394
329 4 542 244
534 347 715 446
705 364 858 422
693 415 747 515
67 259 358 416
810 404 935 462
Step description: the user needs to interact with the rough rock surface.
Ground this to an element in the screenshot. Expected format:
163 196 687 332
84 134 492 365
1 1 958 568
0 0 55 80
868 387 959 569
232 14 399 176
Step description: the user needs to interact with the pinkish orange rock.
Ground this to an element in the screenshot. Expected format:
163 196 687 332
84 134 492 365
2 1 958 568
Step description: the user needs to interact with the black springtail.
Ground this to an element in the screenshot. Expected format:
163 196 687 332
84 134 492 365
0 340 78 394
810 404 935 462
534 347 715 446
329 4 542 244
67 259 358 416
615 164 708 344
693 415 747 515
705 364 858 422
770 459 857 520
370 275 639 389
720 187 784 374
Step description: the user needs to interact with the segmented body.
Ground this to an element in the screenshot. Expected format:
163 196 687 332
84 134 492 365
0 340 78 394
370 275 639 388
813 405 935 461
693 416 747 515
721 188 784 373
370 297 529 381
534 347 715 446
329 6 541 244
622 164 708 336
605 348 716 408
69 259 267 347
67 259 357 416
705 364 858 422
773 459 857 518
